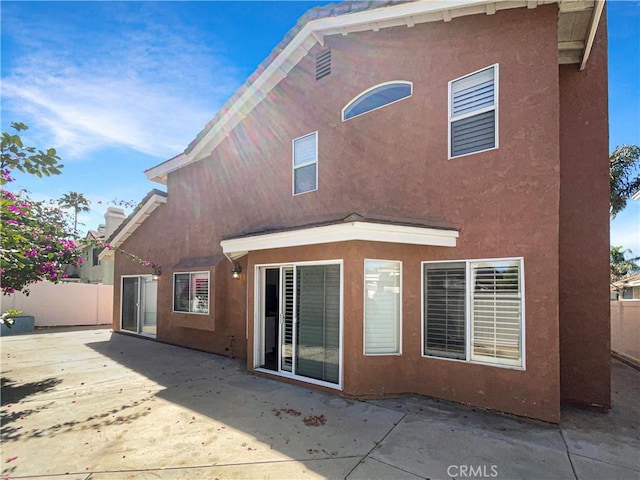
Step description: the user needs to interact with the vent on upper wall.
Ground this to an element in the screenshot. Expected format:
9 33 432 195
315 50 331 81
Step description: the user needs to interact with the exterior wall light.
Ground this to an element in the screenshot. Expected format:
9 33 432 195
232 263 242 279
152 266 162 281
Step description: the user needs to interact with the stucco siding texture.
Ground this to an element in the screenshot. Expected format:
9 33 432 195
247 240 561 423
113 4 579 423
558 9 610 410
113 204 249 358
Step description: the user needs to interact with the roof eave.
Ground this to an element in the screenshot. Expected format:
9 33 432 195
221 220 459 261
147 0 602 182
98 192 168 260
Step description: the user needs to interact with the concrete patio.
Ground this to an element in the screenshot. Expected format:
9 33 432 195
1 327 638 479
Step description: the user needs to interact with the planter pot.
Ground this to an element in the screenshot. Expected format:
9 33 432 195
1 315 35 335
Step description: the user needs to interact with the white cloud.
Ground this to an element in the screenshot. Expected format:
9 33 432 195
611 202 640 254
1 4 241 160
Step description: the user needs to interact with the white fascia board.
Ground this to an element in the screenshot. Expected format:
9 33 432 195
146 153 187 184
98 194 167 260
99 249 115 261
221 221 459 260
580 0 605 71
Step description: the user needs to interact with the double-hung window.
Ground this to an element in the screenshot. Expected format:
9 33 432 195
174 271 210 314
364 260 402 355
449 64 498 158
423 258 523 368
293 132 318 195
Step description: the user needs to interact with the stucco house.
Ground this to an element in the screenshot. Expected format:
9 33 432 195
611 273 640 301
65 207 126 284
110 0 610 423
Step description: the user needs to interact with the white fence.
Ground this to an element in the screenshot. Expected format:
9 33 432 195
611 300 640 367
1 282 113 327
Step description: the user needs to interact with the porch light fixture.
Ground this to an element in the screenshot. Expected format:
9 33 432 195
232 262 242 279
152 266 162 281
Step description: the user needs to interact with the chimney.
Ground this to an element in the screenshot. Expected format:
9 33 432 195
104 207 126 238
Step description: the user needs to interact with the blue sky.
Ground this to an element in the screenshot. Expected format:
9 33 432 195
1 1 639 253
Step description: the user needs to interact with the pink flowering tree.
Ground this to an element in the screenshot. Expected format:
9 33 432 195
1 122 82 296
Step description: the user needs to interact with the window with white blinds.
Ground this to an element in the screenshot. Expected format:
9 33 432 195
173 271 210 314
449 65 498 158
423 258 523 368
470 260 522 366
364 260 401 355
293 132 318 195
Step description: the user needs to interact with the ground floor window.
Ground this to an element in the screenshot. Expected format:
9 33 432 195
173 271 210 314
423 258 524 368
256 262 342 388
364 259 401 355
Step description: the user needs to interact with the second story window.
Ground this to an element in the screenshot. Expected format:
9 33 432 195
342 81 413 121
293 132 318 195
449 64 498 158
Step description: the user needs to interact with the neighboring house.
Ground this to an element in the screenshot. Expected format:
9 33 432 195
611 273 640 300
111 0 609 424
67 207 126 284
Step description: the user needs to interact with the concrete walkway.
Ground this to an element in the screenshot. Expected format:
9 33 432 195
1 327 638 480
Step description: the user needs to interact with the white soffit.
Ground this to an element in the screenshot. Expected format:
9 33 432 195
145 0 602 184
98 193 167 261
221 221 459 261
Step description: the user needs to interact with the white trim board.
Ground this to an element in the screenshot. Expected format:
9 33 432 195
99 193 167 261
221 221 458 261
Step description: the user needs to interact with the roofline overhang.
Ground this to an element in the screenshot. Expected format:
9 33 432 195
580 0 605 71
145 0 603 184
220 221 459 261
98 193 167 261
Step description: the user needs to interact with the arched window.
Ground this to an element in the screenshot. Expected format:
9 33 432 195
342 81 413 121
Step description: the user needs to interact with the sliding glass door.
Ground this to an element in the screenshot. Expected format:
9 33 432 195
257 263 341 388
121 275 157 336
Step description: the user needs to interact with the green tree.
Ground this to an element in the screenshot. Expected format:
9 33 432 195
1 122 63 180
1 122 81 297
610 246 640 286
58 191 91 232
610 145 640 218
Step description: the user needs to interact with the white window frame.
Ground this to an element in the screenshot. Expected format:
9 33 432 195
253 259 344 391
292 131 318 196
363 259 402 356
421 257 525 370
120 274 157 338
172 271 210 315
342 81 413 122
448 64 499 159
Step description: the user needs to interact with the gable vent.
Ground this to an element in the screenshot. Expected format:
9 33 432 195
315 50 331 81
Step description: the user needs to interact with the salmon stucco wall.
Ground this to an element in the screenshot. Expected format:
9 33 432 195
112 203 248 358
246 238 561 423
558 9 610 411
109 3 611 423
